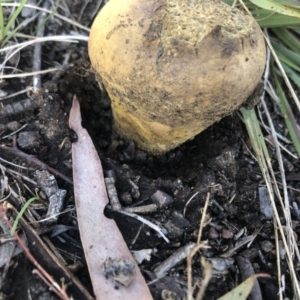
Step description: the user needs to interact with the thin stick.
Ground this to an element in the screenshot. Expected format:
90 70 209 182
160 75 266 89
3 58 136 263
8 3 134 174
187 243 210 300
0 203 71 300
197 192 210 245
3 3 90 32
33 1 50 91
0 145 73 185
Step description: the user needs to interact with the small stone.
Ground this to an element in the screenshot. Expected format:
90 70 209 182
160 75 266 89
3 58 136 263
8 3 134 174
6 121 21 131
18 131 40 149
120 192 132 205
131 249 152 264
259 186 273 220
122 141 135 162
107 140 119 154
292 220 299 229
163 220 184 239
260 240 275 253
209 257 235 275
0 89 8 98
171 211 190 229
173 178 183 189
208 227 219 239
239 248 258 259
221 229 234 239
151 190 174 208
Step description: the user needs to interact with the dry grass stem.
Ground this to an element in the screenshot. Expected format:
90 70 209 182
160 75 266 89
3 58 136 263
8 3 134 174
186 192 211 300
183 191 199 217
238 3 300 297
0 203 71 300
239 0 300 112
0 68 61 78
274 219 283 300
120 210 169 243
33 1 51 90
195 257 212 300
260 37 300 269
0 123 28 140
187 243 211 300
197 192 210 245
257 150 300 297
3 3 90 32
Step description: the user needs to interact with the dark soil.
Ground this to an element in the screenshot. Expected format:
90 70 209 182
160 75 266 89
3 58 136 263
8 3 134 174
0 2 299 300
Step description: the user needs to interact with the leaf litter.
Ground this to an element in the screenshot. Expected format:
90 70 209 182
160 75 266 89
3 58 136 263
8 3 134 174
69 95 152 299
0 0 300 299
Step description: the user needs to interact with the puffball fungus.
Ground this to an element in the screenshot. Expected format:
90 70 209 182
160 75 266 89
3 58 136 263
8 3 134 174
89 0 266 154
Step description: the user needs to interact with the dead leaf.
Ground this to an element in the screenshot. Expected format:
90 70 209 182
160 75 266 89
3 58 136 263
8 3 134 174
69 95 152 299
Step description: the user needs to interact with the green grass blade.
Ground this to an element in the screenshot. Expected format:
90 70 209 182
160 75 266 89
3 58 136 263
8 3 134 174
257 14 300 27
3 0 27 37
221 0 300 27
273 68 300 158
2 18 27 46
249 0 300 18
275 0 300 8
240 107 270 170
10 191 40 235
292 28 300 34
272 42 300 72
281 62 300 89
0 0 4 42
272 28 300 56
276 52 300 72
272 42 300 66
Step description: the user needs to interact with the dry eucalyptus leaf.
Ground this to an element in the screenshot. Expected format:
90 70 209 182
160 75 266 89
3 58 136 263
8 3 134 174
69 95 152 300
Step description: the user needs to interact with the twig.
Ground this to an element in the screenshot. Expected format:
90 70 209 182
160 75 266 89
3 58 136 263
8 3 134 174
274 217 283 300
0 144 73 185
197 192 210 245
0 202 71 300
186 192 211 300
0 156 32 170
0 36 87 71
120 210 169 243
183 191 199 217
124 204 157 214
187 242 210 300
33 1 51 91
0 123 28 140
195 257 212 300
236 256 263 300
0 88 29 101
104 171 168 242
105 172 122 211
153 242 196 279
52 52 71 83
0 67 61 79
